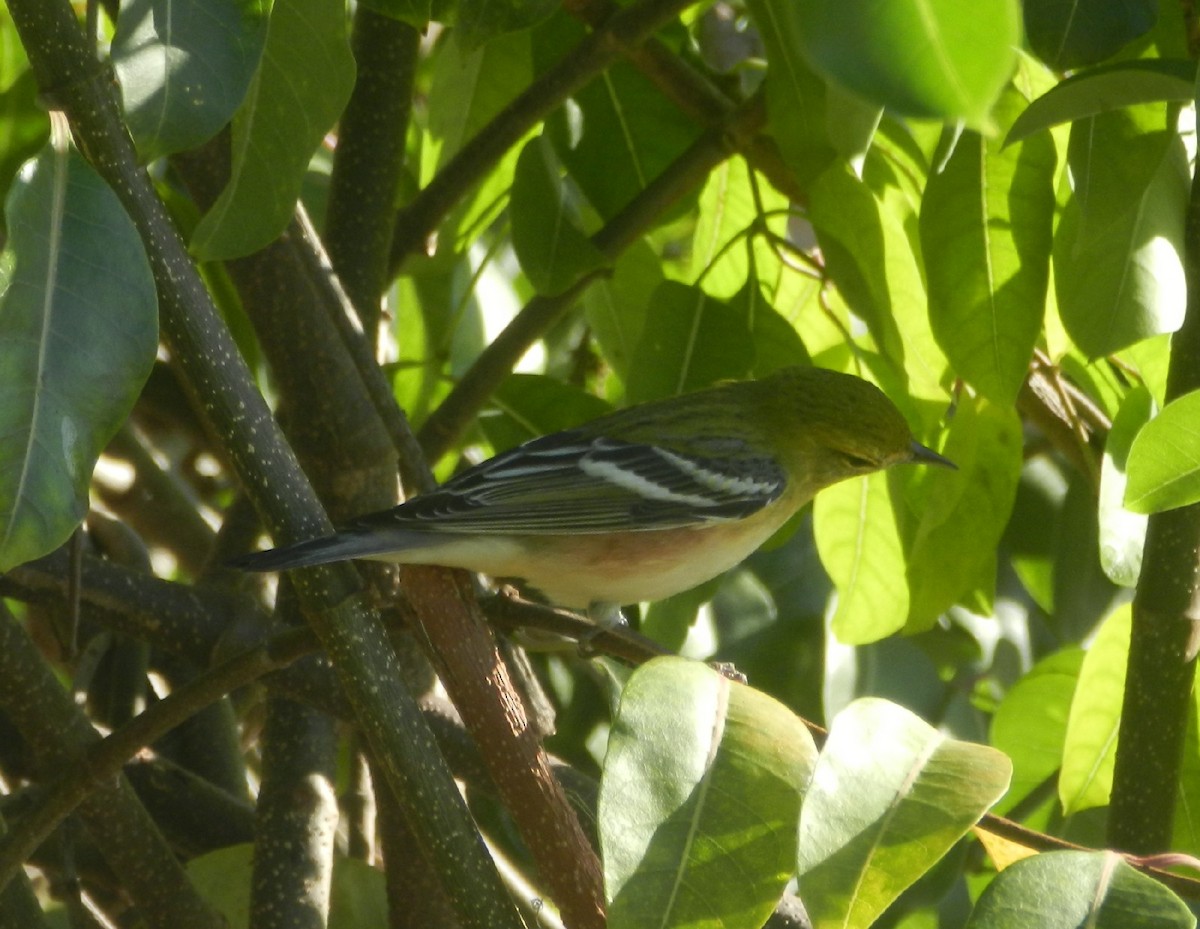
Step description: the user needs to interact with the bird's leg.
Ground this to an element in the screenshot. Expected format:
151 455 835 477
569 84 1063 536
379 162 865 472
588 601 627 629
576 601 627 656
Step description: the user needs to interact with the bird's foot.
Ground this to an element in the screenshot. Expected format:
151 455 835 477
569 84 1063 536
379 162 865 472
576 602 627 657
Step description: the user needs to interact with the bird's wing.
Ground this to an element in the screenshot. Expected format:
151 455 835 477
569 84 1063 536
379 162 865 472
353 432 788 535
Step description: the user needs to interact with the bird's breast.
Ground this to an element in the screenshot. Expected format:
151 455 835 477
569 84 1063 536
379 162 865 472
381 495 799 609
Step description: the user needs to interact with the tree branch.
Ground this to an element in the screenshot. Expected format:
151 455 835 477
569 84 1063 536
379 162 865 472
4 4 527 925
326 9 419 334
388 0 698 271
0 603 224 928
1109 105 1200 852
418 98 762 458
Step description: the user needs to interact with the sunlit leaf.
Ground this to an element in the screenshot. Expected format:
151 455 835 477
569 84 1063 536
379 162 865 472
691 157 759 300
423 29 532 183
903 397 1023 631
814 470 907 644
1125 389 1200 514
1060 604 1130 814
824 82 881 176
808 165 947 402
792 0 1020 128
991 649 1083 817
798 698 1011 929
1006 59 1195 145
602 657 817 929
966 850 1194 929
1054 110 1187 359
922 85 1057 404
1099 387 1152 585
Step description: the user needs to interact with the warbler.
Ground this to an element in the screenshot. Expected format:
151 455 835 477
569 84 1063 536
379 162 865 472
232 366 954 623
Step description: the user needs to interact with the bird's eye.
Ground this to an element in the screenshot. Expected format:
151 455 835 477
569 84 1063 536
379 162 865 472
840 452 876 470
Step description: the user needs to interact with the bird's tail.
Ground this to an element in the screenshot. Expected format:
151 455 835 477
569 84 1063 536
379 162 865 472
229 529 416 572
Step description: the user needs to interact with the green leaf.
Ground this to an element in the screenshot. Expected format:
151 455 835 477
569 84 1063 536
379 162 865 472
641 582 720 655
1054 472 1124 641
478 373 610 452
1006 59 1196 146
441 143 520 255
329 857 389 929
808 165 947 401
824 82 882 175
747 0 837 185
0 71 50 224
691 157 761 301
0 145 157 572
814 471 908 644
188 845 251 928
582 239 661 382
1175 692 1200 857
797 698 1011 929
546 57 701 221
691 159 792 306
728 279 811 377
792 0 1020 128
420 29 531 250
965 850 1195 929
769 266 828 355
190 0 355 259
357 0 430 27
510 136 605 296
1005 460 1063 614
1125 389 1200 513
1123 332 1172 408
990 649 1083 817
1060 603 1130 815
0 5 30 90
601 657 817 929
921 85 1057 404
423 29 532 181
189 845 389 929
1054 111 1187 359
456 0 556 50
624 281 754 404
1025 0 1159 70
1099 387 1152 584
113 0 269 161
903 396 1023 631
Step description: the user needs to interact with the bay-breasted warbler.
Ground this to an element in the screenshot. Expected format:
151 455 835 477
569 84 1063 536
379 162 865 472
232 366 954 622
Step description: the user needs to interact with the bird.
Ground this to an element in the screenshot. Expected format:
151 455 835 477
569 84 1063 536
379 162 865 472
231 366 955 624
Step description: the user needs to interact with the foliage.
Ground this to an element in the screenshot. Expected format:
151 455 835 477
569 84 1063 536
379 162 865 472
1 1 1199 928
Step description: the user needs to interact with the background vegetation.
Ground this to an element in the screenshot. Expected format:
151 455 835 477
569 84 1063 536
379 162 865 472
1 0 1199 927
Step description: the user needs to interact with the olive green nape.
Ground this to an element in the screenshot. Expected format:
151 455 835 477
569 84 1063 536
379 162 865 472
756 366 916 457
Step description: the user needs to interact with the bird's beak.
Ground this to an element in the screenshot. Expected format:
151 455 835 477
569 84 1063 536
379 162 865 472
909 441 957 470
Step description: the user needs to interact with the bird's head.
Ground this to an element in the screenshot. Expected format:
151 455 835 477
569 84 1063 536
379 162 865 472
755 367 955 491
